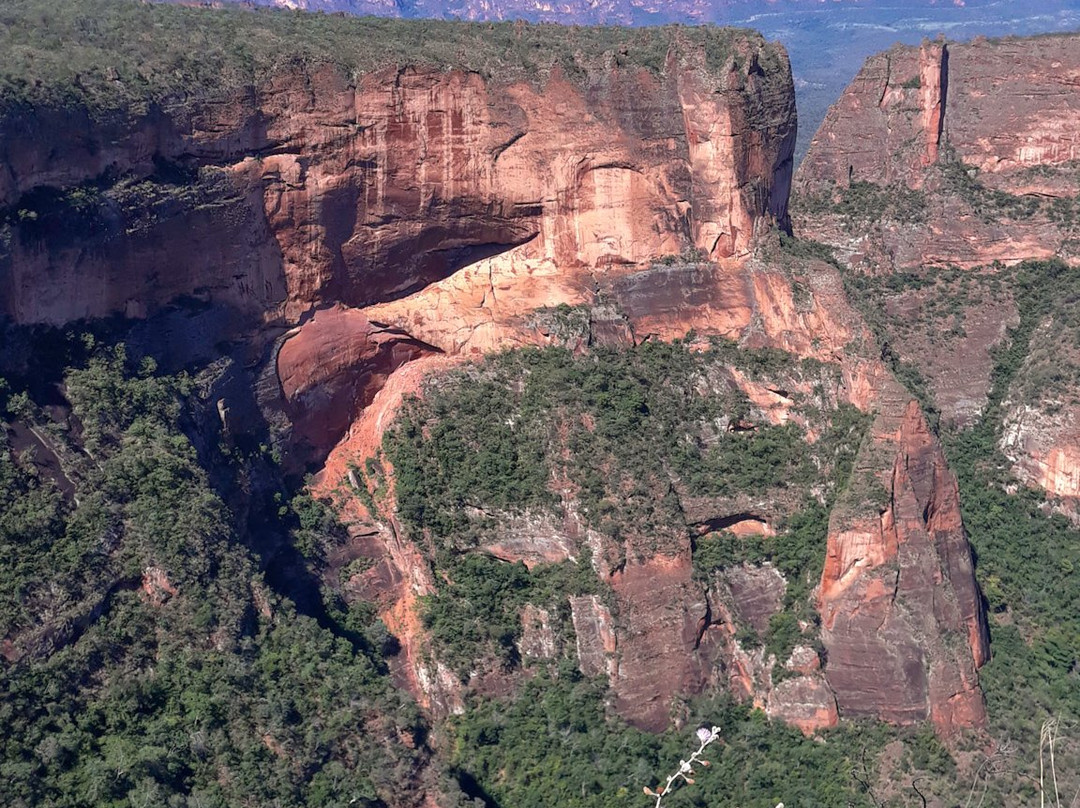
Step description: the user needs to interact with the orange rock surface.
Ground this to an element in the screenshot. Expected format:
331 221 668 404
277 305 436 460
1 23 997 741
798 32 1080 508
819 392 990 735
2 37 795 328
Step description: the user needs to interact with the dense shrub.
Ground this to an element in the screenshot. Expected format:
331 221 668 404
0 343 427 807
0 0 750 114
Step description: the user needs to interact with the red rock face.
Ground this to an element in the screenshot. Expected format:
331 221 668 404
795 34 1080 271
767 676 839 735
2 34 797 480
820 392 990 735
797 32 1080 507
276 306 436 461
609 554 712 732
3 21 995 741
1 38 795 328
801 35 1080 193
918 41 946 168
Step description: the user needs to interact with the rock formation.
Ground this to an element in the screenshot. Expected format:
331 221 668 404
1 32 795 328
820 388 990 735
1 9 993 741
796 32 1080 499
1000 317 1080 509
795 34 1080 273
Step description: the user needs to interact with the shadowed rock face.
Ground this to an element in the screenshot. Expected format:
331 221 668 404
276 306 438 460
1 38 795 327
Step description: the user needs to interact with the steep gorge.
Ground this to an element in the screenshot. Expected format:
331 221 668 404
0 6 1026 805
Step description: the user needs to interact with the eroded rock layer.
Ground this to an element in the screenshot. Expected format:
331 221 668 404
1 14 993 742
795 34 1080 273
796 33 1080 504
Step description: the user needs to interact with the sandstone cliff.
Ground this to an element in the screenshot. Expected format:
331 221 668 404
795 33 1080 501
820 389 989 734
795 34 1080 274
1 24 794 329
2 17 796 465
1 4 992 744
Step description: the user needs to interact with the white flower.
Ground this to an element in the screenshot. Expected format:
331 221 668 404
696 726 713 743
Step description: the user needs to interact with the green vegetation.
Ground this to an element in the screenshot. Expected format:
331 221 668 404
11 292 1079 805
691 403 870 664
936 149 1080 227
840 264 984 425
941 155 1043 222
386 340 856 554
384 340 869 689
0 341 429 807
778 231 842 265
941 262 1080 799
0 0 755 114
842 258 1080 799
421 553 600 678
448 666 892 808
693 502 830 613
526 303 594 345
0 332 902 807
843 259 1080 414
793 180 929 225
944 261 1080 625
3 165 239 251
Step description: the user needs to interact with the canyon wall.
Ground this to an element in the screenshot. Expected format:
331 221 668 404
796 34 1080 273
0 30 794 328
1 11 992 741
796 33 1080 507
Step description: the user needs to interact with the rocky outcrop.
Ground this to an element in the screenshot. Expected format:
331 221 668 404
608 554 713 731
518 604 558 660
2 30 795 329
276 305 437 460
798 39 948 190
767 675 839 735
800 33 1080 195
2 6 995 744
1000 317 1080 510
795 33 1080 273
309 248 992 737
796 32 1080 484
708 564 838 735
310 354 468 715
570 595 618 680
819 390 990 735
